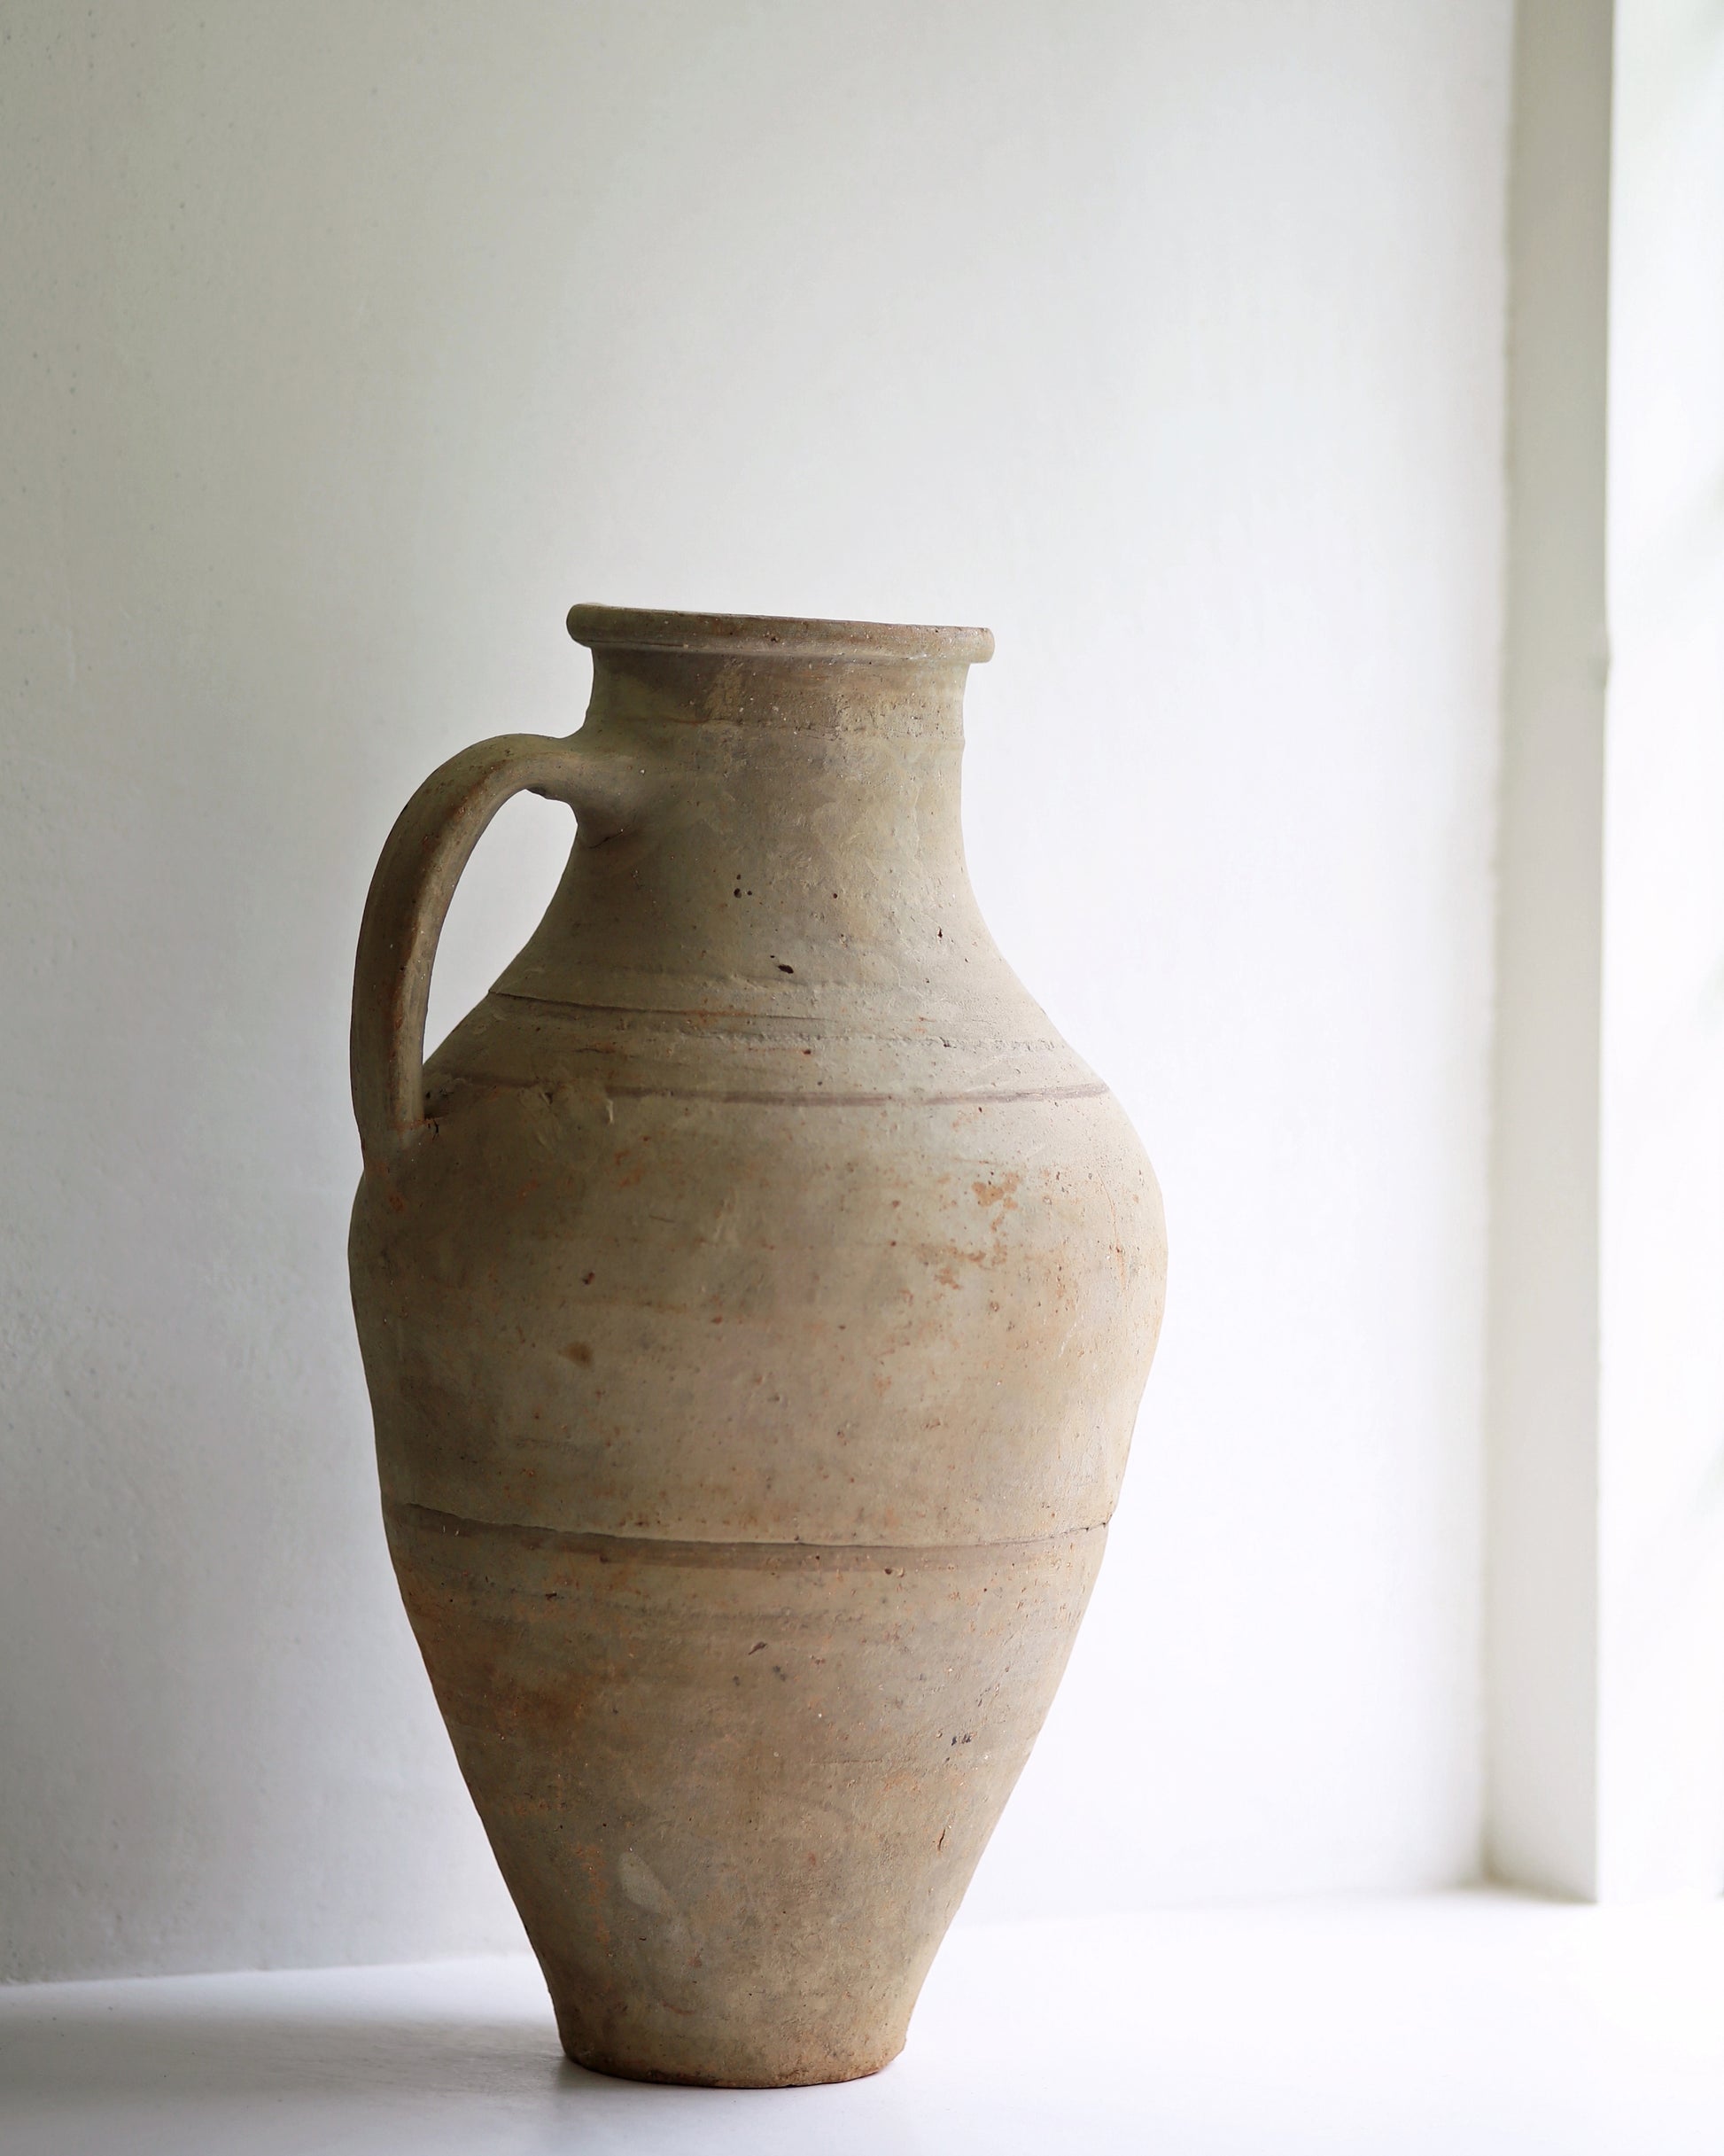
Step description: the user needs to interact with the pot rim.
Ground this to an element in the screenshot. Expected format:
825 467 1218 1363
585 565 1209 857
567 603 994 665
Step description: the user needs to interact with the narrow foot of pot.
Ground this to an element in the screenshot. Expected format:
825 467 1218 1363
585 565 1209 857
562 2042 904 2090
552 1994 906 2089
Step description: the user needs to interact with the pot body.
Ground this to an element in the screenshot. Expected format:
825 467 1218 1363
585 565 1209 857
348 607 1165 2086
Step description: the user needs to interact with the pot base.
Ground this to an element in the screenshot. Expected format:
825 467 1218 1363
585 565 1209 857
555 2021 904 2090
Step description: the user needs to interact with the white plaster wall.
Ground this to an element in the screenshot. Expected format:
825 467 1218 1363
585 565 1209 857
1597 0 1724 1901
0 0 1509 1979
1484 0 1612 1903
1482 0 1724 1906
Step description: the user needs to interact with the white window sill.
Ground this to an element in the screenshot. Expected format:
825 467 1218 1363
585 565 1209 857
5 1888 1723 2153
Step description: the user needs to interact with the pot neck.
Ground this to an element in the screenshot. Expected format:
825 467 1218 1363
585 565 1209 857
492 628 1009 1022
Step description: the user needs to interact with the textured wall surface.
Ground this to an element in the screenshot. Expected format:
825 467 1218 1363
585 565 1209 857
0 0 1509 1979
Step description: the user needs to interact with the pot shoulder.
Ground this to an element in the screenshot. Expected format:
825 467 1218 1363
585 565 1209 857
351 995 1166 1547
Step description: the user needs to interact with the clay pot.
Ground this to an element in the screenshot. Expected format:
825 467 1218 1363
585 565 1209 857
348 606 1165 2087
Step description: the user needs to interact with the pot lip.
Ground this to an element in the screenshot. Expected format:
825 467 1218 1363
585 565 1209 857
567 603 994 665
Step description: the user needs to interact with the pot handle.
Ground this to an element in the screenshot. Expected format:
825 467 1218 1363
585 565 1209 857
351 732 625 1167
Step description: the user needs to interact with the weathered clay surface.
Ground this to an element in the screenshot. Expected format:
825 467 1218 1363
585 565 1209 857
349 606 1166 2086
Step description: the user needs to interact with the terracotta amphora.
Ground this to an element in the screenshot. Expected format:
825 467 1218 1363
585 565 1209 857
348 606 1166 2087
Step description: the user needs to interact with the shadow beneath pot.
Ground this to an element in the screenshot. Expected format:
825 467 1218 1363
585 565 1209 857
0 1954 910 2156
